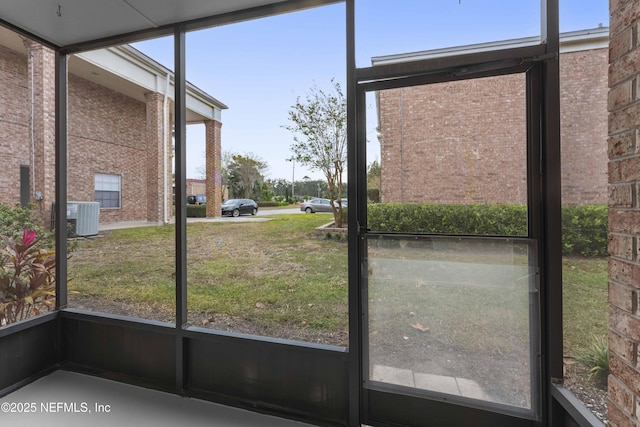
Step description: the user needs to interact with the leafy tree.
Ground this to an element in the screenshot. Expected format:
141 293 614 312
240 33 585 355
267 178 292 199
284 79 347 227
367 160 381 203
367 160 381 188
296 179 328 199
260 182 275 202
220 151 233 188
226 152 268 199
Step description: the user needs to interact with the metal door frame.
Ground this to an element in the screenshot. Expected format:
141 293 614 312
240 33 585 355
349 55 553 427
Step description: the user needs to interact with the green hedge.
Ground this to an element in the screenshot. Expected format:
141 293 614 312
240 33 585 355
186 205 206 218
562 205 608 257
367 203 527 236
366 203 608 257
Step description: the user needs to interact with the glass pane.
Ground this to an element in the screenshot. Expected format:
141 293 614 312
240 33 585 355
177 4 348 345
0 27 57 327
367 74 528 236
67 37 176 322
367 236 537 413
356 0 541 68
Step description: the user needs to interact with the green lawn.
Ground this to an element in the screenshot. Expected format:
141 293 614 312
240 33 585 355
67 215 608 351
562 256 609 355
68 214 348 332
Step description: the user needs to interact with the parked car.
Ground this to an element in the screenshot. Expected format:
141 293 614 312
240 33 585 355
300 198 333 213
333 198 348 208
221 198 258 217
187 194 206 205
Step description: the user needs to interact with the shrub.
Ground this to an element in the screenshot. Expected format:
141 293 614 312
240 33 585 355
0 203 49 245
257 202 278 208
575 335 609 384
0 228 56 325
341 206 348 226
186 205 206 218
272 197 293 206
324 231 347 242
367 203 527 236
0 203 60 253
367 203 608 256
562 205 608 257
367 188 380 203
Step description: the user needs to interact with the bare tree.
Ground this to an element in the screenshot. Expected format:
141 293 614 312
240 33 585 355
284 79 347 227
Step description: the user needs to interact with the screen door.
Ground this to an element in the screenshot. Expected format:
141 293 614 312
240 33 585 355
356 64 543 427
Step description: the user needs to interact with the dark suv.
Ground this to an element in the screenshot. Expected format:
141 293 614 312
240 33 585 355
187 194 206 205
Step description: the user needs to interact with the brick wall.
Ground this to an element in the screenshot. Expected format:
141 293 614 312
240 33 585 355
561 48 609 205
378 73 528 204
1 36 226 226
608 1 640 426
144 91 173 224
67 73 148 224
0 45 30 206
0 41 56 226
1 41 174 226
0 26 220 228
29 42 56 227
186 179 206 195
378 47 609 206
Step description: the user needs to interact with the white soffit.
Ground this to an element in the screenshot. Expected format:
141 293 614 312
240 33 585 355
71 47 225 122
0 0 288 47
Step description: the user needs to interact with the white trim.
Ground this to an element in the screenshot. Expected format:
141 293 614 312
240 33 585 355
371 27 609 66
559 27 609 53
74 44 227 121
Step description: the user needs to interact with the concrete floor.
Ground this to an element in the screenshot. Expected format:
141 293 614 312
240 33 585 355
1 370 315 427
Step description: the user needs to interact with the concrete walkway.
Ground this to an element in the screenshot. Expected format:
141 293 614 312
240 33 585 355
97 207 309 231
372 365 489 400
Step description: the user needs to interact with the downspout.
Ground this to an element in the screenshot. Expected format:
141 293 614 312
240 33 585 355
29 46 36 203
163 72 170 224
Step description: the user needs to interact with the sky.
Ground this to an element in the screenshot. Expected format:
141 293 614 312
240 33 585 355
131 0 609 181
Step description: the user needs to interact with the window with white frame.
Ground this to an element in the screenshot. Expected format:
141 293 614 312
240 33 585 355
95 174 121 208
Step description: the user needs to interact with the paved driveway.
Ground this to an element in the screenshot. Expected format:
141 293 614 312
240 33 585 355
99 207 310 231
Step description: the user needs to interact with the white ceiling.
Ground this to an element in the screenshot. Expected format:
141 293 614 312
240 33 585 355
0 0 290 48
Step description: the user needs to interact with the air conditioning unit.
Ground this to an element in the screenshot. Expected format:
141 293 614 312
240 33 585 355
67 202 100 236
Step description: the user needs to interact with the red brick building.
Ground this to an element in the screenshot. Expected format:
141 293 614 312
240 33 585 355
373 27 609 207
607 2 640 425
0 26 226 227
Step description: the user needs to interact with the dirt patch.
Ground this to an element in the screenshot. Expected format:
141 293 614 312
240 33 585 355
69 295 348 347
563 360 608 424
196 312 348 346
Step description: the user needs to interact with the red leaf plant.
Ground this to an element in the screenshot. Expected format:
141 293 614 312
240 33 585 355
0 227 56 326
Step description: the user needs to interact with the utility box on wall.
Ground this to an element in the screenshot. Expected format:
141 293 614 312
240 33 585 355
67 202 100 236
